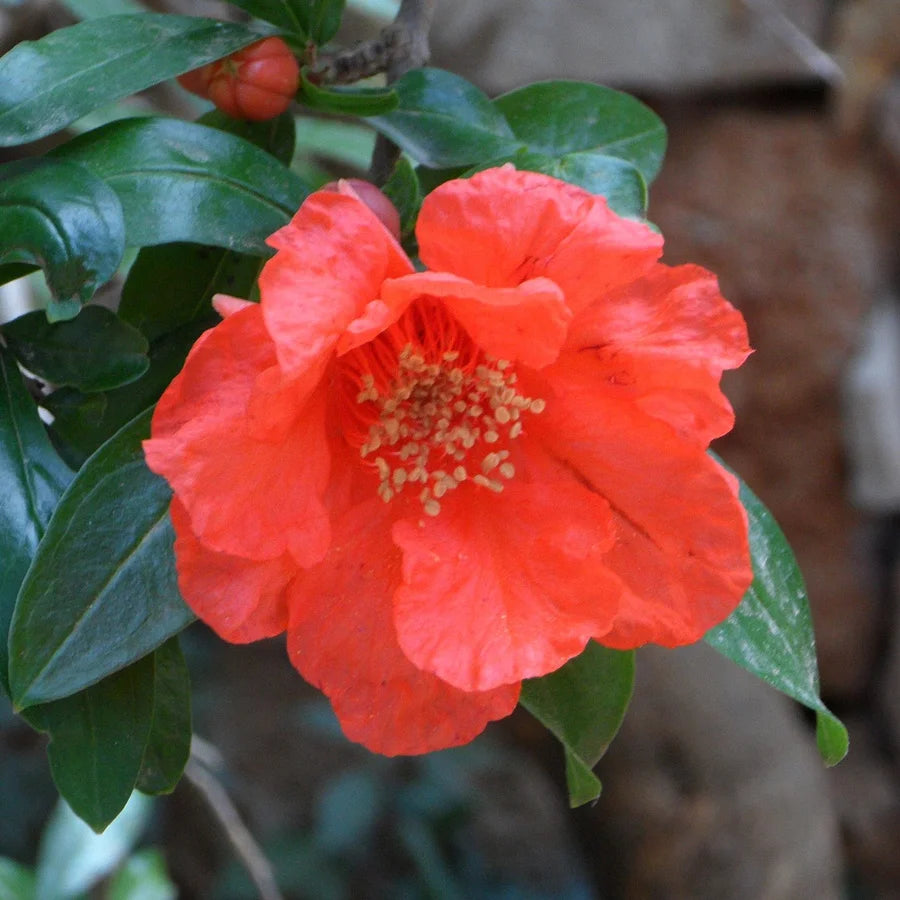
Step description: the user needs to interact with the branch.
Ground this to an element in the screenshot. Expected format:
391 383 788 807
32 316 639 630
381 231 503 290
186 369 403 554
184 740 284 900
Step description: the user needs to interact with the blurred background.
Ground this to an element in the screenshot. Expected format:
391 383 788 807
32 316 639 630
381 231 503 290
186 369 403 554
1 0 899 896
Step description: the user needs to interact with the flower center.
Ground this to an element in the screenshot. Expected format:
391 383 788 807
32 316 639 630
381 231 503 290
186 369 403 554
338 300 545 516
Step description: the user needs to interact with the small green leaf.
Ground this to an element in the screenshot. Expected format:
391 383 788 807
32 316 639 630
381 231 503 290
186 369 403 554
52 118 308 253
3 306 149 393
135 638 191 796
35 793 153 896
0 857 35 900
9 409 194 709
225 0 308 37
44 321 210 468
369 68 521 168
0 159 125 319
25 661 156 832
0 346 73 696
0 15 269 147
300 68 399 116
120 244 262 342
381 156 422 241
199 109 297 166
704 469 849 766
520 641 635 807
493 81 667 185
308 0 346 45
107 848 177 900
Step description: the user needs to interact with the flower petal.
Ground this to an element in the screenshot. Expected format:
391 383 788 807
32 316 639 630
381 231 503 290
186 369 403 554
145 305 331 566
527 355 752 647
170 498 293 643
417 166 661 314
261 191 413 378
392 479 622 693
380 272 571 369
567 263 751 442
287 500 519 755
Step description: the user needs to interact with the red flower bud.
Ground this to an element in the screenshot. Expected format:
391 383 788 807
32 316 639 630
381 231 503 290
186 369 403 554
177 37 299 122
322 179 402 240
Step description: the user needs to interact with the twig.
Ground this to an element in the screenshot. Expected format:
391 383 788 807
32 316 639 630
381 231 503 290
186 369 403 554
739 0 845 85
184 747 284 900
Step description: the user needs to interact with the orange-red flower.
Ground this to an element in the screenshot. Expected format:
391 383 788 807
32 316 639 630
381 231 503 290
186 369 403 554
144 167 753 755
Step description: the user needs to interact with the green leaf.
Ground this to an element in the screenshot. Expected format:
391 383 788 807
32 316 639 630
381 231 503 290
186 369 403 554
34 793 153 896
0 346 73 696
198 108 297 166
44 321 210 468
0 159 125 320
369 68 521 168
0 15 269 147
300 67 399 115
381 155 421 241
0 858 35 900
135 639 191 796
52 117 308 254
308 0 347 46
704 471 849 766
120 244 262 342
472 148 648 219
3 306 149 393
520 641 635 806
107 848 177 900
225 0 309 37
25 661 156 832
493 81 667 185
9 408 194 709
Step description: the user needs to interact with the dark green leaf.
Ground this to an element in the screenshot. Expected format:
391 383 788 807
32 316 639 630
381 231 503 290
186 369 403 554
135 638 191 795
0 159 125 320
369 68 521 169
0 857 35 900
308 0 346 46
24 656 156 832
3 306 148 393
52 117 308 253
704 470 848 766
520 641 635 806
0 263 37 289
0 15 269 147
44 321 211 467
300 67 398 116
0 346 73 696
198 108 297 165
493 81 667 185
225 0 308 37
382 156 421 242
120 243 262 342
9 408 194 709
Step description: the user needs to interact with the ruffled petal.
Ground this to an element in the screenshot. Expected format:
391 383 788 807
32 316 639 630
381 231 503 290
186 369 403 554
145 305 332 566
261 191 413 378
567 263 751 442
417 166 662 314
380 272 571 369
526 355 752 647
170 498 293 643
392 479 622 693
287 500 519 755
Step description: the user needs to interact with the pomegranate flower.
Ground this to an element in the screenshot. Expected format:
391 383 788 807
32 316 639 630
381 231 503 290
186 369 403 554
144 167 753 755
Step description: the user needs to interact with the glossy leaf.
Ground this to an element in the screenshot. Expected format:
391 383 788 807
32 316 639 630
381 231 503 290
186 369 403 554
520 642 635 806
300 68 398 115
0 346 73 696
107 848 177 900
369 68 521 168
120 244 261 342
135 639 191 796
382 155 421 241
53 118 308 254
44 321 211 468
198 108 297 165
25 660 156 832
0 857 35 900
34 793 152 895
0 159 125 320
3 306 149 393
0 15 268 146
225 0 308 36
9 408 194 709
705 470 849 766
493 81 667 185
308 0 346 45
